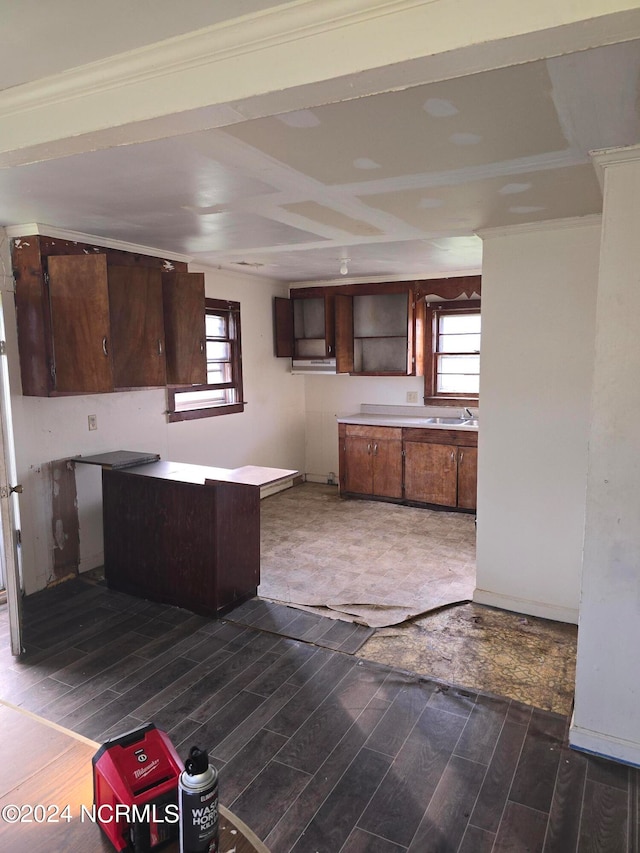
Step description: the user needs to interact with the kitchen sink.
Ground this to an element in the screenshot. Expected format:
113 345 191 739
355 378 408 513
423 416 479 427
424 417 467 425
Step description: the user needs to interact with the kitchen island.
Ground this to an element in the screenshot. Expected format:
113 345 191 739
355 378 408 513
100 460 297 616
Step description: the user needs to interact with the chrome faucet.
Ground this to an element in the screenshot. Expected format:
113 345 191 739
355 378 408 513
463 407 473 419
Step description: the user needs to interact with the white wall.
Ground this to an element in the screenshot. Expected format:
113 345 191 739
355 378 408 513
303 374 425 481
571 150 640 765
1 232 305 594
475 218 601 623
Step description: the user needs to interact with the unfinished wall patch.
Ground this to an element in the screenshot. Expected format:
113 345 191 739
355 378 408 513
49 458 80 583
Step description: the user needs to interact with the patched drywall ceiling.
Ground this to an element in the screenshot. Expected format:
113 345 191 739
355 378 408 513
0 32 639 281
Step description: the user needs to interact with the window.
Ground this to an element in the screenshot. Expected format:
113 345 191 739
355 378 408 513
424 301 480 402
167 298 244 421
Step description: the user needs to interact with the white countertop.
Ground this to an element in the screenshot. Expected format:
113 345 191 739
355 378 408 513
336 413 478 431
119 460 299 486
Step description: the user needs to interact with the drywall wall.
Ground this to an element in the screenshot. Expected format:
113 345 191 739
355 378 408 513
475 217 600 623
0 231 305 594
303 373 426 482
571 149 640 765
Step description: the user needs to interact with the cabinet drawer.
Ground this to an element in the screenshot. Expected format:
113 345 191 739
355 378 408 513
345 425 402 441
402 427 477 447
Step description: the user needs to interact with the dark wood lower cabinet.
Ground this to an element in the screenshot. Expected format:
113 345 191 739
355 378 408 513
457 445 478 509
102 464 260 616
342 426 403 499
340 424 478 511
404 441 458 506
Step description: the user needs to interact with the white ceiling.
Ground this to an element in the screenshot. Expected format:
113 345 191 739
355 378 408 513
1 3 639 283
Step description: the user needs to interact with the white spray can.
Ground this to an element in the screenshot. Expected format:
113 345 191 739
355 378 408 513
178 746 219 853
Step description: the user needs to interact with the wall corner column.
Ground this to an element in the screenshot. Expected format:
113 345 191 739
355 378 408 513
571 144 640 766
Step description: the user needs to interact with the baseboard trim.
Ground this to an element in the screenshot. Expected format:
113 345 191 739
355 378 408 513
473 588 578 624
304 474 339 486
569 717 640 768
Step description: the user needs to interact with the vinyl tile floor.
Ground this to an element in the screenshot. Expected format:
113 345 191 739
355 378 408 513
260 483 578 716
0 580 638 853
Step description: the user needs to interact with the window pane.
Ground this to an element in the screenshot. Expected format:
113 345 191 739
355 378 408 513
206 341 230 361
436 352 479 394
438 355 480 374
439 333 481 353
174 387 235 412
206 314 227 338
439 313 481 335
206 363 231 384
437 373 480 394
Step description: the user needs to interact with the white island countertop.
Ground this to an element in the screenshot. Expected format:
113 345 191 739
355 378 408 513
123 460 299 487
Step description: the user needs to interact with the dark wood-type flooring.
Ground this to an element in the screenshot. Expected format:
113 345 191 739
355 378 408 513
0 578 638 853
224 597 375 653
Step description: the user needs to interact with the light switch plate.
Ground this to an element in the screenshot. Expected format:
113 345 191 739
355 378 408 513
406 391 419 403
88 414 97 431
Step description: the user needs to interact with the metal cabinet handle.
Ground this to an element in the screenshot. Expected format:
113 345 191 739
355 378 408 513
367 443 372 454
459 450 464 464
200 340 205 353
451 450 455 461
102 337 108 356
158 339 163 356
374 443 378 455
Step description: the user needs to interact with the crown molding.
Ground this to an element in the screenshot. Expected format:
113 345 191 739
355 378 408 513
4 224 192 263
289 268 482 287
0 0 433 119
476 213 602 240
590 142 640 189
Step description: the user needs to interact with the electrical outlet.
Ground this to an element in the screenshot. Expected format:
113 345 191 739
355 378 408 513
88 414 98 431
406 391 419 403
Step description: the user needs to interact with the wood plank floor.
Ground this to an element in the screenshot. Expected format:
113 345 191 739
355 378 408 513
225 598 375 653
0 578 638 853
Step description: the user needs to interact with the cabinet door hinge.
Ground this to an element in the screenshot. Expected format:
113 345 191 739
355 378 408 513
0 341 6 356
16 529 21 545
43 271 50 286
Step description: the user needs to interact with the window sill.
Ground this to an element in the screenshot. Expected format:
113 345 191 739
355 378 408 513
168 402 245 423
423 396 479 407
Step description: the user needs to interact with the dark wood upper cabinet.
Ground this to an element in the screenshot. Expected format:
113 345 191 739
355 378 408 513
335 294 354 373
335 288 424 376
49 256 167 392
12 234 191 397
47 254 114 394
274 291 335 359
274 297 294 358
109 265 166 389
162 272 207 385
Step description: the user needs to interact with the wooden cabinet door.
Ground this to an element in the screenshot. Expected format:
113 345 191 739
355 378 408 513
372 439 403 498
404 441 457 506
273 296 294 357
108 266 166 388
47 254 113 393
335 294 354 373
344 436 373 494
323 291 336 357
457 446 478 510
162 272 207 385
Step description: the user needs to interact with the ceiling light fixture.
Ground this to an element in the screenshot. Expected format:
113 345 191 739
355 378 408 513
340 259 350 276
